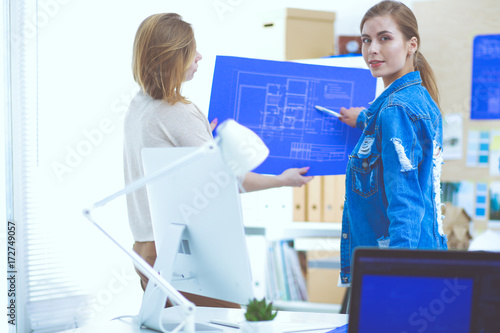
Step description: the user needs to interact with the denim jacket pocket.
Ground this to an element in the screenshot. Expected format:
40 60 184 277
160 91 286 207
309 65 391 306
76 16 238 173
350 153 380 198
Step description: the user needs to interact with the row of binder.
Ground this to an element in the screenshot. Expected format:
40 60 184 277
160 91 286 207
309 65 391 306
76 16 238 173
266 240 309 302
293 175 346 222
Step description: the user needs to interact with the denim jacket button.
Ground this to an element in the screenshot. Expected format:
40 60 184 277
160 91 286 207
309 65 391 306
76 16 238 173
342 233 348 239
362 160 368 168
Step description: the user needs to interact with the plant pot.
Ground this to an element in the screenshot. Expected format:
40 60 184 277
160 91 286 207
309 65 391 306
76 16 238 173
240 320 281 333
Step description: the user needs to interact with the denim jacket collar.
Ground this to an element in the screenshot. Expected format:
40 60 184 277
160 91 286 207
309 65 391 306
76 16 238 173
366 71 422 117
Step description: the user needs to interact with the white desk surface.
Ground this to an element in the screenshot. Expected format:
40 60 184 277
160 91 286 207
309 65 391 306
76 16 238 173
64 307 348 332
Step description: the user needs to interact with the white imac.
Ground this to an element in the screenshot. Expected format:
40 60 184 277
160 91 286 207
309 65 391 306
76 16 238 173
138 143 256 329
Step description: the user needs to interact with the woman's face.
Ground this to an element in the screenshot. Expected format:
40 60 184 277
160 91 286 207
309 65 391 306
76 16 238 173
184 51 202 82
361 15 417 87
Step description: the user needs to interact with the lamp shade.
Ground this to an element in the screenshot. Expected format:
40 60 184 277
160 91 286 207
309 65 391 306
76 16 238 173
216 119 270 177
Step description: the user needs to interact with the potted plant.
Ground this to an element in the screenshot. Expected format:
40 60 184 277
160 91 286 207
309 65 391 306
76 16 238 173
241 298 279 333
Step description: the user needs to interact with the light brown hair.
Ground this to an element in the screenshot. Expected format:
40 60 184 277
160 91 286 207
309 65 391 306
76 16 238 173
361 0 440 109
132 13 196 104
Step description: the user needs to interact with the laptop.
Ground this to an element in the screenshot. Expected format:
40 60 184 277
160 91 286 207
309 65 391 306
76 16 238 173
347 248 500 333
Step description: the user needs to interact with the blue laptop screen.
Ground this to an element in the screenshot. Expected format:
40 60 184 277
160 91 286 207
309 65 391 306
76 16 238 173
349 249 500 333
358 275 473 333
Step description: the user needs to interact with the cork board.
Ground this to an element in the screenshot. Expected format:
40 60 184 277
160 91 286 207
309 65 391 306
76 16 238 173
414 0 500 183
414 0 500 228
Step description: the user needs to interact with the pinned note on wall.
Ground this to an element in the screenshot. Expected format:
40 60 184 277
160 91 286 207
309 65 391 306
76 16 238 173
443 113 463 160
470 34 500 120
490 182 500 223
475 183 488 220
466 130 490 167
490 130 500 177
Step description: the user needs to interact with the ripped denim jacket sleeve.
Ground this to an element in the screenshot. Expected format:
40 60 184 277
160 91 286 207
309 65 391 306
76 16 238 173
356 108 368 131
379 105 425 248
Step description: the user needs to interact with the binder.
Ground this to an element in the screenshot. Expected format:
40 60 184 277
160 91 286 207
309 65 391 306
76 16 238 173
292 186 306 221
306 176 322 222
322 175 346 222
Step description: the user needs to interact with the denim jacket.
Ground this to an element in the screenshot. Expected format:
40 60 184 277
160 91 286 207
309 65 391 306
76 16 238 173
340 71 448 286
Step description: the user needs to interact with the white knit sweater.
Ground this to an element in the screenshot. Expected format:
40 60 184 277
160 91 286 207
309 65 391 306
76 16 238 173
123 91 213 241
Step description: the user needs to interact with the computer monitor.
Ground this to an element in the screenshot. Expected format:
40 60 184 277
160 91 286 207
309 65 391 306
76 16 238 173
348 248 500 333
140 146 255 305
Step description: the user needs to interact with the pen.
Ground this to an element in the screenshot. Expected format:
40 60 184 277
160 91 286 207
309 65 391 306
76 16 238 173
315 105 341 118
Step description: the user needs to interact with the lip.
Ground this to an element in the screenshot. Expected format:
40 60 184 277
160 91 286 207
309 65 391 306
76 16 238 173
369 60 384 68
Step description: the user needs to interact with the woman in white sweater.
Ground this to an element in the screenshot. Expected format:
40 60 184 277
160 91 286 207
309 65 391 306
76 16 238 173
124 13 313 307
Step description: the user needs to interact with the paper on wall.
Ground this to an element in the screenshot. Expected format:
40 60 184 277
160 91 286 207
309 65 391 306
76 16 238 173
443 113 463 160
489 130 500 176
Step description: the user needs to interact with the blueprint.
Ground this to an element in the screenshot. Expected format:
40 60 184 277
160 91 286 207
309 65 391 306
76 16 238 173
208 56 377 176
471 34 500 120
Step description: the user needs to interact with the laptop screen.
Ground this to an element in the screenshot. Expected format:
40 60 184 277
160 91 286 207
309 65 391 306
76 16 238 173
348 248 500 333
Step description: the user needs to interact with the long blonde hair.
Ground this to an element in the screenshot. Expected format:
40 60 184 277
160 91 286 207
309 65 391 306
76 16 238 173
132 13 196 104
361 1 440 109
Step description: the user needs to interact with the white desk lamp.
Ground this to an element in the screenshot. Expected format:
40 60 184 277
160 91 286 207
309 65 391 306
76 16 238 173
83 119 269 333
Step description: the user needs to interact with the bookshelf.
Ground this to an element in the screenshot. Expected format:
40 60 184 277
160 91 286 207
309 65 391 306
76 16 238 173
244 223 343 312
245 8 347 310
245 222 342 240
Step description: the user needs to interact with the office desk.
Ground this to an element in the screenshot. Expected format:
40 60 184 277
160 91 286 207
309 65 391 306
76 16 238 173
63 307 348 332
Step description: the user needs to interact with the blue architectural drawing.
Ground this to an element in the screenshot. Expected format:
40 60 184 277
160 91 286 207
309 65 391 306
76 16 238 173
208 56 377 175
471 34 500 120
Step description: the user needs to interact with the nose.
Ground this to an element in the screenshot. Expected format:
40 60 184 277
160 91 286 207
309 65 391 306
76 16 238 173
368 41 379 55
195 51 202 62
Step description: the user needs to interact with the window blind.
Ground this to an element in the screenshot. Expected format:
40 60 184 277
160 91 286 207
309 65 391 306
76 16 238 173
6 1 91 331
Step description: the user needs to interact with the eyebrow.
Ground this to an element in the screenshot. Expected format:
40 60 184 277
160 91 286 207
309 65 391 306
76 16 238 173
361 30 394 38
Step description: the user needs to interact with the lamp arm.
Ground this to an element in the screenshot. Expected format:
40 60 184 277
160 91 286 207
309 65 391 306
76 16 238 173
83 210 195 310
81 142 217 333
88 141 216 211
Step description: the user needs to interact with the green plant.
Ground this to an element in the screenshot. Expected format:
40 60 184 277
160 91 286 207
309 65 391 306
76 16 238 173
244 298 278 322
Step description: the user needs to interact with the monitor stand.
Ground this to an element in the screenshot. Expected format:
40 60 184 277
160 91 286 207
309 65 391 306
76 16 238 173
137 223 221 332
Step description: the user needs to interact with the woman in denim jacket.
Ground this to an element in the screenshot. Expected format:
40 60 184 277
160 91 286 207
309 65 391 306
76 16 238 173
338 0 448 286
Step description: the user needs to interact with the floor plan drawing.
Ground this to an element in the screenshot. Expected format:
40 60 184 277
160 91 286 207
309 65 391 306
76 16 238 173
471 34 500 120
209 56 377 175
235 71 354 162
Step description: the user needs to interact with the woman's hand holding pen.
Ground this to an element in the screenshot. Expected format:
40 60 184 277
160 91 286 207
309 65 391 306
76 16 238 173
339 107 364 128
210 118 218 132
